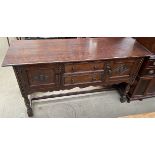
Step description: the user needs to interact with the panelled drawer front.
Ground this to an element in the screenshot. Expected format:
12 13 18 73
65 61 104 73
63 72 104 86
141 68 155 76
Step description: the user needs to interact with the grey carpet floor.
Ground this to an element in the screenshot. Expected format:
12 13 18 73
32 90 155 118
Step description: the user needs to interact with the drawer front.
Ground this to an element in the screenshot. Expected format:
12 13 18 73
65 61 104 73
146 59 155 67
63 72 104 86
142 68 155 76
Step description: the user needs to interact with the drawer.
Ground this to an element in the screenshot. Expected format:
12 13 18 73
142 68 155 76
65 61 104 73
63 72 104 86
146 59 155 67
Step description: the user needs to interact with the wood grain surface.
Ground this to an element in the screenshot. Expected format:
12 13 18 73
123 112 155 118
2 37 152 67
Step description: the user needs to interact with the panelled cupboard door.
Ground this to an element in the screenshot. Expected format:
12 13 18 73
23 64 58 92
107 59 136 84
133 77 155 96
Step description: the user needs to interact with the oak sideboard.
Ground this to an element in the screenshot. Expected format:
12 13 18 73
2 37 152 117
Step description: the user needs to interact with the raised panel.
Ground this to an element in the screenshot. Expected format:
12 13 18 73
27 69 55 86
111 61 134 76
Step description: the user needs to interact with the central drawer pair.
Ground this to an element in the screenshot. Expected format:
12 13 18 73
63 61 105 86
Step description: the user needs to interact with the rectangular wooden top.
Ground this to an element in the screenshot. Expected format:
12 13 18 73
2 37 152 67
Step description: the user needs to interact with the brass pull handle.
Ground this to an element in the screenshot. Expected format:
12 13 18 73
108 69 112 75
92 77 97 81
107 65 112 76
71 78 74 84
153 62 155 66
149 70 154 74
39 75 44 81
72 66 75 72
93 65 98 70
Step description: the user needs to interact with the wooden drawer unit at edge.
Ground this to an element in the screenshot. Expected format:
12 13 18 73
141 68 155 76
145 59 155 67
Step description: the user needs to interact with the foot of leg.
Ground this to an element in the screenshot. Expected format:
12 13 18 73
24 96 33 117
120 95 127 103
127 98 130 103
27 107 33 117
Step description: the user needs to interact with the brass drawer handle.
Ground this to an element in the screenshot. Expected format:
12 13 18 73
92 77 97 81
153 62 155 66
72 66 75 72
107 65 112 75
93 65 98 70
71 78 74 84
34 75 48 81
149 70 154 74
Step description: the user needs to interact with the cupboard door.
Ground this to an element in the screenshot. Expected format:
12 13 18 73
107 59 136 83
133 77 151 96
133 77 155 96
23 64 58 92
146 78 155 95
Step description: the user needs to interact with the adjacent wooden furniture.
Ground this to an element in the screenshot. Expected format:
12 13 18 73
2 38 152 117
122 112 155 118
128 38 155 101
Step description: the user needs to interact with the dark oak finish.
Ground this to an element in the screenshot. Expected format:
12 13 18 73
2 37 152 67
2 38 152 117
128 38 155 102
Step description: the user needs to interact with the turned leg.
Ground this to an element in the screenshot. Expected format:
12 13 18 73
120 84 131 103
120 95 127 103
24 96 33 117
127 97 131 103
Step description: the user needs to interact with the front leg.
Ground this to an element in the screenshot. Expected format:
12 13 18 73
24 96 33 117
120 95 127 103
13 66 33 117
120 84 130 103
